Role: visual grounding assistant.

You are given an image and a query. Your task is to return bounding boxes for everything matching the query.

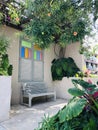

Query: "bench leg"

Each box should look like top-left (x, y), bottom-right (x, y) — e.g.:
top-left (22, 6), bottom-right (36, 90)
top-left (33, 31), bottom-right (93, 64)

top-left (54, 93), bottom-right (56, 101)
top-left (28, 96), bottom-right (32, 107)
top-left (21, 95), bottom-right (23, 105)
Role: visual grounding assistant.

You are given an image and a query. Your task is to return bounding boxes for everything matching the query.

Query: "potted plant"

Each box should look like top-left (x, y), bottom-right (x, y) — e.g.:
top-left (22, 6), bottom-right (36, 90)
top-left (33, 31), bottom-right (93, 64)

top-left (0, 35), bottom-right (13, 122)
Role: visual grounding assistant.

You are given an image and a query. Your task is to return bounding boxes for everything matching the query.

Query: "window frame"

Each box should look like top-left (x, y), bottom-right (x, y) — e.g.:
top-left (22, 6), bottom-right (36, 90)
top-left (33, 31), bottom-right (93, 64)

top-left (18, 38), bottom-right (44, 82)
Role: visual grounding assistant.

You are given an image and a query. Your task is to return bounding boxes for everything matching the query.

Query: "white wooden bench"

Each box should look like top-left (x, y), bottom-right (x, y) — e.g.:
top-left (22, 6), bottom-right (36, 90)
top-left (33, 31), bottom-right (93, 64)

top-left (21, 82), bottom-right (56, 107)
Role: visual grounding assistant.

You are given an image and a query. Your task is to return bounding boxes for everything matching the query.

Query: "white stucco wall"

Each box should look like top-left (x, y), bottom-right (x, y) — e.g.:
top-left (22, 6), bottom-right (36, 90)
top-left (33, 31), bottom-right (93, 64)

top-left (0, 26), bottom-right (57, 104)
top-left (50, 43), bottom-right (86, 100)
top-left (53, 77), bottom-right (98, 100)
top-left (0, 76), bottom-right (11, 122)
top-left (0, 26), bottom-right (20, 104)
top-left (53, 77), bottom-right (73, 100)
top-left (0, 26), bottom-right (87, 104)
top-left (44, 45), bottom-right (57, 86)
top-left (65, 42), bottom-right (85, 71)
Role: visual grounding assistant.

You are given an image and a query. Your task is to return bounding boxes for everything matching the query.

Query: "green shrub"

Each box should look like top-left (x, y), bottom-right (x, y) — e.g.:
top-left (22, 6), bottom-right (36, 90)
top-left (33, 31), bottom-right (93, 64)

top-left (51, 57), bottom-right (80, 80)
top-left (0, 36), bottom-right (13, 75)
top-left (36, 79), bottom-right (98, 130)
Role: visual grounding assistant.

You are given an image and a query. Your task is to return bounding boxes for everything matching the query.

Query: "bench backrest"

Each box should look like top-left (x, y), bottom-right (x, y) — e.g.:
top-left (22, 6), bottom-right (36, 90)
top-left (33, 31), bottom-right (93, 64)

top-left (22, 82), bottom-right (47, 94)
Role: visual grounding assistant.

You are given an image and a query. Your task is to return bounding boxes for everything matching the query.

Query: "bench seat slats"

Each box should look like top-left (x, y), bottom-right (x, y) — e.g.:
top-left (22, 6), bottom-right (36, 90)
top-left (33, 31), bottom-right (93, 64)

top-left (29, 92), bottom-right (56, 97)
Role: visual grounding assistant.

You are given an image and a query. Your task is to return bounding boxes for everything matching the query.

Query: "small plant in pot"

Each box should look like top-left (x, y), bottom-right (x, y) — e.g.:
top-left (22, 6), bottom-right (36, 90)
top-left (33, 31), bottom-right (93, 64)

top-left (0, 35), bottom-right (13, 75)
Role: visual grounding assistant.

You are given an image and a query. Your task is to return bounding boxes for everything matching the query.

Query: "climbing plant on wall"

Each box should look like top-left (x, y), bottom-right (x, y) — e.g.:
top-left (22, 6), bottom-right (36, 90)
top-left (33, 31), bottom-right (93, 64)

top-left (24, 0), bottom-right (98, 49)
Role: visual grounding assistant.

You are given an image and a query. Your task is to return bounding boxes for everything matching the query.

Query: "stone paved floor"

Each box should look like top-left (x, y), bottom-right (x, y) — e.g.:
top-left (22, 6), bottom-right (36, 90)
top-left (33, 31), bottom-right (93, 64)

top-left (0, 99), bottom-right (67, 130)
top-left (0, 126), bottom-right (6, 130)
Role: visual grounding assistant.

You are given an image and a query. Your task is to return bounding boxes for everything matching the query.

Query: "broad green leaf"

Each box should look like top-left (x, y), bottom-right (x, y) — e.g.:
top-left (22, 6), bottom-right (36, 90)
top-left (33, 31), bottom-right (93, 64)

top-left (72, 79), bottom-right (97, 89)
top-left (56, 67), bottom-right (62, 76)
top-left (68, 88), bottom-right (85, 97)
top-left (83, 117), bottom-right (97, 130)
top-left (62, 62), bottom-right (67, 71)
top-left (59, 97), bottom-right (87, 123)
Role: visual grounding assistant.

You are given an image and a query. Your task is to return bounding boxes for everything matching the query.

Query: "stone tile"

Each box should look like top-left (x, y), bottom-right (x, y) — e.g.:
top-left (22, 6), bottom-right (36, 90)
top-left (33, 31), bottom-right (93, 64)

top-left (0, 125), bottom-right (6, 130)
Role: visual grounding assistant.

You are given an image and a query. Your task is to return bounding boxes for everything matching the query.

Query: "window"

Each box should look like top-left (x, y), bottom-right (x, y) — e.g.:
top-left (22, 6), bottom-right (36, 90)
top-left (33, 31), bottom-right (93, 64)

top-left (18, 39), bottom-right (44, 82)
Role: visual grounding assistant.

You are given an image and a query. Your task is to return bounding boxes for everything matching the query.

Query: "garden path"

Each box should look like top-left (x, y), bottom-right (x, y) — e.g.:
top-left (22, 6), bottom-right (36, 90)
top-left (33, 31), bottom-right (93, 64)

top-left (0, 99), bottom-right (67, 130)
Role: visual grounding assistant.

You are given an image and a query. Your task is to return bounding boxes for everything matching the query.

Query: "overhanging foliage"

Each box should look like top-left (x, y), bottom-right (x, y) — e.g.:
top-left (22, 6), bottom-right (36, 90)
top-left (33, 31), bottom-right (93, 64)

top-left (24, 0), bottom-right (98, 48)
